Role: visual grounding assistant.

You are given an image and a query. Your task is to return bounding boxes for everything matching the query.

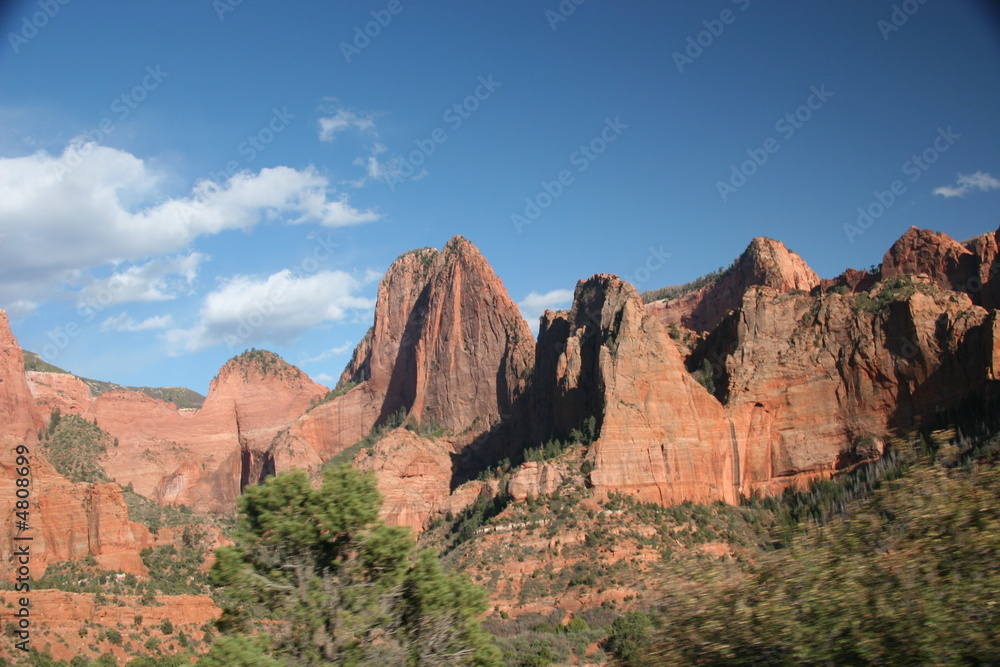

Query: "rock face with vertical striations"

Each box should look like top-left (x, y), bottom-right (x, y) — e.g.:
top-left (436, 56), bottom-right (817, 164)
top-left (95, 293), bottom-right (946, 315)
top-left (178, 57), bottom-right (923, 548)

top-left (0, 444), bottom-right (153, 578)
top-left (535, 275), bottom-right (739, 505)
top-left (0, 310), bottom-right (44, 444)
top-left (530, 228), bottom-right (1000, 505)
top-left (343, 236), bottom-right (535, 435)
top-left (4, 226), bottom-right (1000, 549)
top-left (717, 282), bottom-right (996, 496)
top-left (282, 236), bottom-right (535, 479)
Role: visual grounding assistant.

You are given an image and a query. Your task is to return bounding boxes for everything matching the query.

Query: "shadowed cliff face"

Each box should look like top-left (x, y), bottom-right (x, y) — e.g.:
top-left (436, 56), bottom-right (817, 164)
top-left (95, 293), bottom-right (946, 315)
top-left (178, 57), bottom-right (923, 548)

top-left (283, 236), bottom-right (536, 474)
top-left (715, 283), bottom-right (997, 496)
top-left (343, 236), bottom-right (535, 434)
top-left (548, 275), bottom-right (739, 505)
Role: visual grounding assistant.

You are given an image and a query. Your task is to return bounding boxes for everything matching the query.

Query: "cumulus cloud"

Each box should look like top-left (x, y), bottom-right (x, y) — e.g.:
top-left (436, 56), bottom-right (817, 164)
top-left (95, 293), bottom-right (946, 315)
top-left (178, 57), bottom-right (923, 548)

top-left (518, 289), bottom-right (574, 334)
top-left (101, 312), bottom-right (174, 332)
top-left (313, 372), bottom-right (336, 385)
top-left (318, 109), bottom-right (375, 142)
top-left (164, 269), bottom-right (374, 355)
top-left (0, 141), bottom-right (379, 309)
top-left (933, 171), bottom-right (1000, 198)
top-left (76, 253), bottom-right (206, 308)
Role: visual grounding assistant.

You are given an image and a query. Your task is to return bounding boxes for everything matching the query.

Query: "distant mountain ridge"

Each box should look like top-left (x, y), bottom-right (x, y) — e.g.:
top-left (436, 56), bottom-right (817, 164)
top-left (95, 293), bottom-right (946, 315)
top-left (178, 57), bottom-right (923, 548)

top-left (22, 350), bottom-right (206, 409)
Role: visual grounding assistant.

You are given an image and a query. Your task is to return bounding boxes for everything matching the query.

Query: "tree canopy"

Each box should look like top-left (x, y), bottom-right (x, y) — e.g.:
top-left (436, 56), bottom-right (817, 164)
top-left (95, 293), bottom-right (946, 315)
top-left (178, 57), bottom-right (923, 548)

top-left (209, 465), bottom-right (500, 666)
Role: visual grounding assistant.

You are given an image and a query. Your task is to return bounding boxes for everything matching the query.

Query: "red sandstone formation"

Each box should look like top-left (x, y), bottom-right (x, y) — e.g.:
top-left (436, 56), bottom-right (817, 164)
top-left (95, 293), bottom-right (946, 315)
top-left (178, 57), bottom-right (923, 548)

top-left (2, 226), bottom-right (998, 537)
top-left (530, 229), bottom-right (999, 504)
top-left (0, 441), bottom-right (153, 578)
top-left (507, 461), bottom-right (565, 502)
top-left (94, 350), bottom-right (327, 513)
top-left (353, 428), bottom-right (455, 532)
top-left (0, 310), bottom-right (44, 444)
top-left (880, 225), bottom-right (1000, 309)
top-left (645, 237), bottom-right (819, 334)
top-left (281, 236), bottom-right (535, 478)
top-left (536, 275), bottom-right (739, 504)
top-left (722, 282), bottom-right (995, 496)
top-left (0, 590), bottom-right (220, 663)
top-left (340, 236), bottom-right (534, 435)
top-left (26, 370), bottom-right (96, 421)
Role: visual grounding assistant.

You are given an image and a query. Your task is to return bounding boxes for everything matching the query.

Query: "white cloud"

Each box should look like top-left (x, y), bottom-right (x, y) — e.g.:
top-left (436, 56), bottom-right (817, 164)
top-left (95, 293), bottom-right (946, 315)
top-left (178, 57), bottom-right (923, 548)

top-left (5, 299), bottom-right (38, 318)
top-left (300, 341), bottom-right (355, 365)
top-left (77, 252), bottom-right (206, 307)
top-left (0, 141), bottom-right (379, 309)
top-left (318, 109), bottom-right (375, 142)
top-left (348, 144), bottom-right (407, 188)
top-left (164, 269), bottom-right (374, 355)
top-left (518, 289), bottom-right (575, 334)
top-left (101, 312), bottom-right (174, 332)
top-left (313, 372), bottom-right (336, 386)
top-left (933, 171), bottom-right (1000, 198)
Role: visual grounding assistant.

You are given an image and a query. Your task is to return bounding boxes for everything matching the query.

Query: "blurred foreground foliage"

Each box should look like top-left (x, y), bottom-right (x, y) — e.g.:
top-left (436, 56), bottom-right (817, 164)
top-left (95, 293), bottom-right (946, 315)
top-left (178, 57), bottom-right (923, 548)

top-left (638, 434), bottom-right (1000, 665)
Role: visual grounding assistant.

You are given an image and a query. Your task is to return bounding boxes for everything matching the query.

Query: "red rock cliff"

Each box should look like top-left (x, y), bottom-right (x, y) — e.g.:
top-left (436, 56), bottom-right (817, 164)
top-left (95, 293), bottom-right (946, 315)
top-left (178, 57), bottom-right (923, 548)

top-left (0, 310), bottom-right (44, 444)
top-left (645, 237), bottom-right (819, 334)
top-left (535, 275), bottom-right (739, 505)
top-left (283, 236), bottom-right (535, 473)
top-left (95, 350), bottom-right (326, 513)
top-left (0, 441), bottom-right (153, 578)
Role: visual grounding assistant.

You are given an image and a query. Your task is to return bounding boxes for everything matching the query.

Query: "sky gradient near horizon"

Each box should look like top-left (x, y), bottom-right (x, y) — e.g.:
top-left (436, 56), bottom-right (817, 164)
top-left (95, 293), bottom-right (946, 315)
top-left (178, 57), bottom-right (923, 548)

top-left (1, 1), bottom-right (998, 393)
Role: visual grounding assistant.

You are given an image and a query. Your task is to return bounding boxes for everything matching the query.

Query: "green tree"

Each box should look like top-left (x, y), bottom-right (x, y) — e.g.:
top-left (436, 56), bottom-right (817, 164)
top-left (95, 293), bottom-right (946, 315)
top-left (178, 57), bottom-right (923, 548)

top-left (196, 636), bottom-right (284, 667)
top-left (604, 611), bottom-right (652, 664)
top-left (211, 465), bottom-right (500, 666)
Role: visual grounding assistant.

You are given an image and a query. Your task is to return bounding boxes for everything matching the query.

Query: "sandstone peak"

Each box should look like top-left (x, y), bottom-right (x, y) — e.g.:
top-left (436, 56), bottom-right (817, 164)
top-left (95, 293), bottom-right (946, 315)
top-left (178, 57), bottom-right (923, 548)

top-left (214, 349), bottom-right (314, 389)
top-left (644, 237), bottom-right (818, 333)
top-left (533, 271), bottom-right (738, 505)
top-left (339, 236), bottom-right (534, 436)
top-left (741, 237), bottom-right (820, 292)
top-left (571, 273), bottom-right (641, 331)
top-left (881, 225), bottom-right (979, 294)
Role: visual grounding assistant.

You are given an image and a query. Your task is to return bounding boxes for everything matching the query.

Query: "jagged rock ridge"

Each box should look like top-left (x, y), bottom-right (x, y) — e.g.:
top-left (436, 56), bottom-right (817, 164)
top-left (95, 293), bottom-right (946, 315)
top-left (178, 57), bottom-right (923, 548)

top-left (645, 237), bottom-right (820, 333)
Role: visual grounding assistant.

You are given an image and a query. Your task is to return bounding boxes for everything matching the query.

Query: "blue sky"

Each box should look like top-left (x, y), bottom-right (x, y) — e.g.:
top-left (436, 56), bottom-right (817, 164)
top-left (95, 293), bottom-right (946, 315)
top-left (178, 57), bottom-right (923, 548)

top-left (0, 1), bottom-right (998, 393)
